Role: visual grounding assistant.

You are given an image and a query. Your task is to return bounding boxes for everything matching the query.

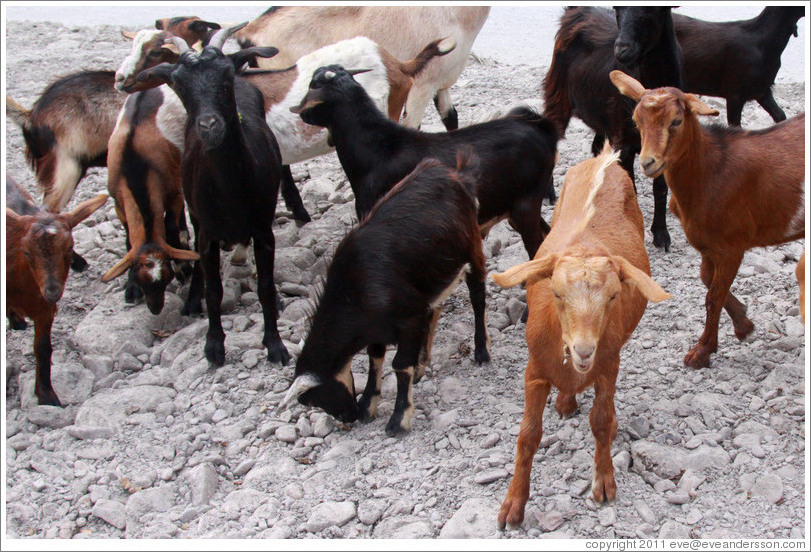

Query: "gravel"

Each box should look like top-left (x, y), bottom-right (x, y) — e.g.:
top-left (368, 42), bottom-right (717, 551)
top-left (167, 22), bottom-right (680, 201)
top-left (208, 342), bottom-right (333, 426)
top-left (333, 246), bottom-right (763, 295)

top-left (4, 19), bottom-right (806, 540)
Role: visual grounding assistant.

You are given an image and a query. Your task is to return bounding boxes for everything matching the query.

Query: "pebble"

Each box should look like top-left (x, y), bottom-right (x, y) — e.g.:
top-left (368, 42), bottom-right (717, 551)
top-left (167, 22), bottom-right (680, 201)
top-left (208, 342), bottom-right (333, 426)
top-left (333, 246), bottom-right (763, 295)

top-left (439, 497), bottom-right (499, 538)
top-left (91, 499), bottom-right (127, 530)
top-left (474, 468), bottom-right (509, 484)
top-left (305, 501), bottom-right (356, 532)
top-left (750, 474), bottom-right (783, 503)
top-left (633, 499), bottom-right (657, 525)
top-left (357, 499), bottom-right (387, 526)
top-left (275, 425), bottom-right (297, 443)
top-left (659, 521), bottom-right (691, 539)
top-left (597, 506), bottom-right (616, 527)
top-left (481, 433), bottom-right (501, 449)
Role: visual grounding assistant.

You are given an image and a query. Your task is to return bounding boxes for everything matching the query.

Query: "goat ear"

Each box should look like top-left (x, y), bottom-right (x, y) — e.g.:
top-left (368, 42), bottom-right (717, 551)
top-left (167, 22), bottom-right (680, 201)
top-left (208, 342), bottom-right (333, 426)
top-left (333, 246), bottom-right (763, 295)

top-left (610, 70), bottom-right (647, 101)
top-left (136, 62), bottom-right (176, 85)
top-left (289, 97), bottom-right (323, 115)
top-left (228, 46), bottom-right (279, 69)
top-left (492, 254), bottom-right (558, 288)
top-left (614, 257), bottom-right (671, 303)
top-left (278, 374), bottom-right (320, 411)
top-left (121, 30), bottom-right (138, 41)
top-left (102, 250), bottom-right (136, 282)
top-left (161, 43), bottom-right (180, 55)
top-left (6, 207), bottom-right (23, 226)
top-left (189, 19), bottom-right (221, 35)
top-left (154, 19), bottom-right (165, 30)
top-left (165, 245), bottom-right (200, 262)
top-left (684, 94), bottom-right (719, 117)
top-left (63, 194), bottom-right (108, 229)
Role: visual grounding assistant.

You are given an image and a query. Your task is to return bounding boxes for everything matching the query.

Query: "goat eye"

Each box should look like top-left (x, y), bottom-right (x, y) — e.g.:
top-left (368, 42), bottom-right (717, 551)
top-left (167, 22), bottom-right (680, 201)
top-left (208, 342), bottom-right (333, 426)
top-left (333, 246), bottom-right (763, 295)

top-left (149, 51), bottom-right (161, 58)
top-left (670, 118), bottom-right (682, 128)
top-left (609, 293), bottom-right (618, 302)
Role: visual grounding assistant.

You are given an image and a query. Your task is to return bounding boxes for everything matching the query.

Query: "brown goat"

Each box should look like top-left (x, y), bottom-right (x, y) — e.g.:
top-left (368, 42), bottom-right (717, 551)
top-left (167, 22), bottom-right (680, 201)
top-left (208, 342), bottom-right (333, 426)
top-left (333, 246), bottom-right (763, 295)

top-left (492, 148), bottom-right (670, 528)
top-left (611, 70), bottom-right (805, 368)
top-left (6, 175), bottom-right (108, 406)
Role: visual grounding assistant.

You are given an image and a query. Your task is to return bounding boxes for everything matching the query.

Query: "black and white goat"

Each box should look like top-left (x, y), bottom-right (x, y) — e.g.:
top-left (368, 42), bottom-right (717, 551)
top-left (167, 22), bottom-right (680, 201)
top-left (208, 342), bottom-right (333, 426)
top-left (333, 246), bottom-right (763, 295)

top-left (138, 24), bottom-right (289, 366)
top-left (280, 151), bottom-right (489, 436)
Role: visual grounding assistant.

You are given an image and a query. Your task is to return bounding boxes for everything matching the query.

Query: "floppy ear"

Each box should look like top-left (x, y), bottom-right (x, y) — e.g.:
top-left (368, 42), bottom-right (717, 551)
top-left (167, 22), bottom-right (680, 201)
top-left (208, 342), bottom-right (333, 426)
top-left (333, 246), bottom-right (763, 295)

top-left (290, 88), bottom-right (326, 115)
top-left (165, 245), bottom-right (200, 262)
top-left (228, 46), bottom-right (279, 69)
top-left (63, 193), bottom-right (108, 229)
top-left (102, 249), bottom-right (136, 282)
top-left (6, 207), bottom-right (24, 227)
top-left (135, 62), bottom-right (176, 85)
top-left (614, 256), bottom-right (671, 302)
top-left (189, 19), bottom-right (221, 35)
top-left (610, 70), bottom-right (647, 101)
top-left (121, 30), bottom-right (138, 41)
top-left (684, 94), bottom-right (720, 117)
top-left (492, 254), bottom-right (559, 288)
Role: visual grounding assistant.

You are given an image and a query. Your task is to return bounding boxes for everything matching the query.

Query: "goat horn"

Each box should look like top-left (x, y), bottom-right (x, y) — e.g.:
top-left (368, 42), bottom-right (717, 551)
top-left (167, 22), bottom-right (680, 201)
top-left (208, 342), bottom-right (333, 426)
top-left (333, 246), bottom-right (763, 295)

top-left (346, 68), bottom-right (373, 77)
top-left (208, 21), bottom-right (249, 50)
top-left (278, 373), bottom-right (320, 411)
top-left (167, 36), bottom-right (191, 55)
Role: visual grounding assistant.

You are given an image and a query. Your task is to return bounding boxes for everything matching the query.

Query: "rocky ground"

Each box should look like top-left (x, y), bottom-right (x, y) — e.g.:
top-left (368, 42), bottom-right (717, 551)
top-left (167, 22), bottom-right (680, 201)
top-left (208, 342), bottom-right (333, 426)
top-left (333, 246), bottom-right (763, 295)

top-left (4, 21), bottom-right (806, 540)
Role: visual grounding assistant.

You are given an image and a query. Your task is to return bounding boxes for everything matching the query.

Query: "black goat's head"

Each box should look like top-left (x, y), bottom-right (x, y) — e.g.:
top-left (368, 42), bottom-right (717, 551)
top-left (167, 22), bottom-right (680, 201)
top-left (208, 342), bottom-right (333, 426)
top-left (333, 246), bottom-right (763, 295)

top-left (289, 65), bottom-right (372, 128)
top-left (613, 6), bottom-right (673, 67)
top-left (280, 370), bottom-right (360, 424)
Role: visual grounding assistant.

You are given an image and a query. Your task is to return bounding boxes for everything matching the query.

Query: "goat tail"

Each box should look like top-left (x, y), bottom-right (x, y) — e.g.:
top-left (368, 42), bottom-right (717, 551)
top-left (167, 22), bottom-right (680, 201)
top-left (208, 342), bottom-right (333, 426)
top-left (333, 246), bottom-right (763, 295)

top-left (400, 36), bottom-right (457, 78)
top-left (453, 146), bottom-right (480, 198)
top-left (6, 95), bottom-right (30, 127)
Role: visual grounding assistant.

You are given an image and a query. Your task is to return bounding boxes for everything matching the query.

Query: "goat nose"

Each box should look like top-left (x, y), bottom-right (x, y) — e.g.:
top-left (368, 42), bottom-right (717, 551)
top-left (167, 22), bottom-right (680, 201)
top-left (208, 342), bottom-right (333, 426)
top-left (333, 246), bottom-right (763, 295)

top-left (614, 42), bottom-right (633, 62)
top-left (641, 157), bottom-right (657, 172)
top-left (198, 116), bottom-right (218, 132)
top-left (44, 283), bottom-right (63, 302)
top-left (573, 343), bottom-right (595, 361)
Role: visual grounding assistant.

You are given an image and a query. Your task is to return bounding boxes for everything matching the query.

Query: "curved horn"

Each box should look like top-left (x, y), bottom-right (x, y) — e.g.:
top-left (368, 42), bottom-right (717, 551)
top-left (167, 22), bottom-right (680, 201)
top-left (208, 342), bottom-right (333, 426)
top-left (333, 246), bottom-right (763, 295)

top-left (346, 68), bottom-right (373, 77)
top-left (102, 249), bottom-right (137, 282)
top-left (168, 36), bottom-right (191, 55)
top-left (164, 244), bottom-right (200, 262)
top-left (208, 21), bottom-right (249, 50)
top-left (278, 374), bottom-right (320, 411)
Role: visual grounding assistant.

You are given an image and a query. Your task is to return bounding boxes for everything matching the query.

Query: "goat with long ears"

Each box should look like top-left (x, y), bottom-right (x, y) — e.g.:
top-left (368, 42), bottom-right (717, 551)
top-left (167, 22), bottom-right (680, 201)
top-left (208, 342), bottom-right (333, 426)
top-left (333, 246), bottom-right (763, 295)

top-left (6, 175), bottom-right (108, 406)
top-left (491, 147), bottom-right (669, 528)
top-left (610, 70), bottom-right (804, 368)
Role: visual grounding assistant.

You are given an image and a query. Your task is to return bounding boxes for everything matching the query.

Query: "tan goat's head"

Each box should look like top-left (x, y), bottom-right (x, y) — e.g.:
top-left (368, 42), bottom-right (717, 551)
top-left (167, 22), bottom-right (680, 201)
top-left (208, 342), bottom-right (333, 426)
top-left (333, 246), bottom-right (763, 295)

top-left (493, 252), bottom-right (670, 373)
top-left (610, 70), bottom-right (719, 179)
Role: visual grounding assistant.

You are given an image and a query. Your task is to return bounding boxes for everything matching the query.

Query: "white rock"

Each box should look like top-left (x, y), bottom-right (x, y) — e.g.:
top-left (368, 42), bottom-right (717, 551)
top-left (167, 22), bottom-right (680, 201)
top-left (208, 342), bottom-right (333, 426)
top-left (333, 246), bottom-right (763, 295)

top-left (186, 462), bottom-right (218, 506)
top-left (439, 497), bottom-right (500, 538)
top-left (305, 501), bottom-right (356, 532)
top-left (475, 468), bottom-right (509, 484)
top-left (357, 499), bottom-right (387, 525)
top-left (275, 425), bottom-right (297, 443)
top-left (659, 520), bottom-right (691, 539)
top-left (92, 499), bottom-right (126, 530)
top-left (750, 474), bottom-right (783, 503)
top-left (26, 405), bottom-right (75, 428)
top-left (598, 506), bottom-right (616, 527)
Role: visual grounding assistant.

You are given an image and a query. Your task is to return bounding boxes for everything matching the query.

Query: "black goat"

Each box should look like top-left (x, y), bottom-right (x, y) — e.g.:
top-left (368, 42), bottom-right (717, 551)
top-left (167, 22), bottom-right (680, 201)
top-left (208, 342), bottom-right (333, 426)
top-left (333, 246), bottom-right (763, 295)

top-left (290, 66), bottom-right (558, 261)
top-left (280, 151), bottom-right (489, 436)
top-left (543, 6), bottom-right (684, 252)
top-left (673, 6), bottom-right (805, 126)
top-left (138, 24), bottom-right (289, 366)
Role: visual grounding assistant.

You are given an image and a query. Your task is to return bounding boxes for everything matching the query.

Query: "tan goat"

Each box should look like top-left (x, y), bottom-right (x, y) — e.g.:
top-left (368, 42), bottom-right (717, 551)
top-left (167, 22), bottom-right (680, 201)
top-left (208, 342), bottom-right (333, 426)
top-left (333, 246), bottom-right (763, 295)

top-left (611, 70), bottom-right (805, 368)
top-left (492, 147), bottom-right (670, 528)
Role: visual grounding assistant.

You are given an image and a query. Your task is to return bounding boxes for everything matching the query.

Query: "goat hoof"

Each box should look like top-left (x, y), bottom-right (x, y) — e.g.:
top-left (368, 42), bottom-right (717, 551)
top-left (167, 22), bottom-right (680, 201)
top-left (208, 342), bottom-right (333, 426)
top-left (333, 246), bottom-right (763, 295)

top-left (266, 341), bottom-right (290, 366)
top-left (357, 398), bottom-right (378, 422)
top-left (70, 251), bottom-right (89, 272)
top-left (8, 313), bottom-right (28, 330)
top-left (734, 319), bottom-right (755, 341)
top-left (293, 209), bottom-right (312, 226)
top-left (520, 306), bottom-right (529, 324)
top-left (181, 299), bottom-right (203, 316)
top-left (684, 346), bottom-right (712, 369)
top-left (652, 230), bottom-right (671, 252)
top-left (384, 421), bottom-right (409, 437)
top-left (474, 348), bottom-right (491, 365)
top-left (498, 496), bottom-right (527, 530)
top-left (413, 363), bottom-right (427, 383)
top-left (592, 472), bottom-right (617, 504)
top-left (205, 340), bottom-right (226, 366)
top-left (37, 389), bottom-right (62, 407)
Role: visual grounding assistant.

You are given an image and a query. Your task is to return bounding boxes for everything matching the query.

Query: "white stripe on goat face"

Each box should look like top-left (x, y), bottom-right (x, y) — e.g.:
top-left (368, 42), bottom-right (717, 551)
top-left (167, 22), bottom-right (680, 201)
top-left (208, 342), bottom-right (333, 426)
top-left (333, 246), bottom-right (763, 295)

top-left (144, 254), bottom-right (164, 283)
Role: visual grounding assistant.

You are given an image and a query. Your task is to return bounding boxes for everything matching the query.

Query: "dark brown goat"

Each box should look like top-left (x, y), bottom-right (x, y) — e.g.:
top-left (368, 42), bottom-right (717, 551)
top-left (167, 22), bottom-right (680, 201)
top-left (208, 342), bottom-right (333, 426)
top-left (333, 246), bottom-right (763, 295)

top-left (280, 151), bottom-right (490, 436)
top-left (6, 175), bottom-right (108, 406)
top-left (543, 6), bottom-right (684, 252)
top-left (612, 70), bottom-right (805, 368)
top-left (673, 7), bottom-right (805, 127)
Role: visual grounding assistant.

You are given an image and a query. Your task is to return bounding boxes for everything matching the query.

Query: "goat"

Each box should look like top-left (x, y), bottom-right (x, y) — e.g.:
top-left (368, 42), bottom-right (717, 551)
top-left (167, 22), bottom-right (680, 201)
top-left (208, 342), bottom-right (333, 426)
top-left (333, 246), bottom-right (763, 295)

top-left (290, 65), bottom-right (558, 261)
top-left (137, 24), bottom-right (289, 366)
top-left (279, 151), bottom-right (490, 436)
top-left (235, 6), bottom-right (490, 129)
top-left (104, 45), bottom-right (282, 313)
top-left (673, 7), bottom-right (805, 127)
top-left (611, 70), bottom-right (805, 368)
top-left (798, 252), bottom-right (806, 325)
top-left (6, 175), bottom-right (108, 406)
top-left (5, 17), bottom-right (216, 215)
top-left (491, 147), bottom-right (670, 528)
top-left (543, 6), bottom-right (684, 252)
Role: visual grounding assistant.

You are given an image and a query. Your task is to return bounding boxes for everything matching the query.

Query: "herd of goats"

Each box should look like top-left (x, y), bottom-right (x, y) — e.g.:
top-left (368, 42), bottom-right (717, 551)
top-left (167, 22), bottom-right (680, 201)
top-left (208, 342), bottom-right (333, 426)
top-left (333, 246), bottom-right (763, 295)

top-left (4, 6), bottom-right (807, 529)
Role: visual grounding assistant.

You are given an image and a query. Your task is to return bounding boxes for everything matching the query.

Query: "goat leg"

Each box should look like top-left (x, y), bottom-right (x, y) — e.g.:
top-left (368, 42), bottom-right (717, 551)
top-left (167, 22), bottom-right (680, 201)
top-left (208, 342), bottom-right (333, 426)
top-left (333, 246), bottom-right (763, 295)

top-left (433, 89), bottom-right (459, 131)
top-left (416, 308), bottom-right (441, 381)
top-left (466, 267), bottom-right (491, 365)
top-left (699, 254), bottom-right (754, 341)
top-left (8, 311), bottom-right (28, 330)
top-left (280, 165), bottom-right (311, 225)
top-left (182, 217), bottom-right (205, 316)
top-left (499, 376), bottom-right (551, 529)
top-left (253, 232), bottom-right (290, 366)
top-left (358, 343), bottom-right (386, 421)
top-left (33, 309), bottom-right (61, 406)
top-left (201, 238), bottom-right (226, 366)
top-left (685, 252), bottom-right (744, 368)
top-left (385, 325), bottom-right (426, 436)
top-left (756, 91), bottom-right (787, 124)
top-left (650, 175), bottom-right (671, 251)
top-left (725, 97), bottom-right (745, 128)
top-left (590, 370), bottom-right (619, 504)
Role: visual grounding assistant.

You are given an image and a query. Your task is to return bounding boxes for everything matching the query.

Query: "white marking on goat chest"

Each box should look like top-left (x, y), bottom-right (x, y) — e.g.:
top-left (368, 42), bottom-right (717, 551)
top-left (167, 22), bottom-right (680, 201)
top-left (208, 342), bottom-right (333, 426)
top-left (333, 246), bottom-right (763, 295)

top-left (156, 86), bottom-right (187, 151)
top-left (786, 184), bottom-right (805, 238)
top-left (430, 263), bottom-right (470, 308)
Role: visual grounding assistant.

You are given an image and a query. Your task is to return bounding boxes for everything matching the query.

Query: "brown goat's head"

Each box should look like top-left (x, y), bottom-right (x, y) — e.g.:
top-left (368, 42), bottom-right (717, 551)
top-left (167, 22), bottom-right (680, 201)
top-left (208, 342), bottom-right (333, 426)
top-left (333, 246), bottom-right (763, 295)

top-left (493, 252), bottom-right (670, 373)
top-left (117, 30), bottom-right (182, 92)
top-left (610, 70), bottom-right (719, 178)
top-left (6, 194), bottom-right (108, 304)
top-left (102, 241), bottom-right (199, 314)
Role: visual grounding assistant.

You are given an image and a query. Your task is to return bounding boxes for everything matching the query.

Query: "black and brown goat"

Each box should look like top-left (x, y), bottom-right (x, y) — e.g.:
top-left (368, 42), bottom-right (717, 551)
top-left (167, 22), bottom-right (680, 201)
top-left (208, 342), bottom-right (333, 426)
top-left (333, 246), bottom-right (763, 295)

top-left (291, 65), bottom-right (558, 261)
top-left (673, 7), bottom-right (805, 127)
top-left (280, 151), bottom-right (490, 436)
top-left (543, 6), bottom-right (684, 252)
top-left (6, 175), bottom-right (108, 406)
top-left (138, 24), bottom-right (289, 366)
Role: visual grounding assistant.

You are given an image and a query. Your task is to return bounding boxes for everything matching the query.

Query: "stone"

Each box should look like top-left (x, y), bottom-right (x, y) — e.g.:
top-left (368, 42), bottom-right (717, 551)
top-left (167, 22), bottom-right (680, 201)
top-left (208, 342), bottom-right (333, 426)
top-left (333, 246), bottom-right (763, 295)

top-left (74, 385), bottom-right (175, 435)
top-left (305, 501), bottom-right (356, 532)
top-left (536, 510), bottom-right (565, 532)
top-left (312, 415), bottom-right (334, 438)
top-left (82, 355), bottom-right (115, 380)
top-left (505, 298), bottom-right (526, 325)
top-left (66, 424), bottom-right (115, 440)
top-left (475, 468), bottom-right (509, 484)
top-left (275, 425), bottom-right (297, 443)
top-left (221, 489), bottom-right (266, 520)
top-left (357, 499), bottom-right (387, 526)
top-left (481, 433), bottom-right (501, 449)
top-left (92, 499), bottom-right (126, 530)
top-left (439, 497), bottom-right (500, 538)
top-left (750, 474), bottom-right (783, 503)
top-left (598, 506), bottom-right (616, 527)
top-left (659, 520), bottom-right (691, 539)
top-left (274, 248), bottom-right (318, 285)
top-left (116, 352), bottom-right (142, 371)
top-left (125, 486), bottom-right (175, 535)
top-left (432, 409), bottom-right (459, 430)
top-left (633, 499), bottom-right (657, 525)
top-left (631, 441), bottom-right (729, 480)
top-left (159, 320), bottom-right (209, 366)
top-left (187, 462), bottom-right (218, 506)
top-left (26, 405), bottom-right (75, 428)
